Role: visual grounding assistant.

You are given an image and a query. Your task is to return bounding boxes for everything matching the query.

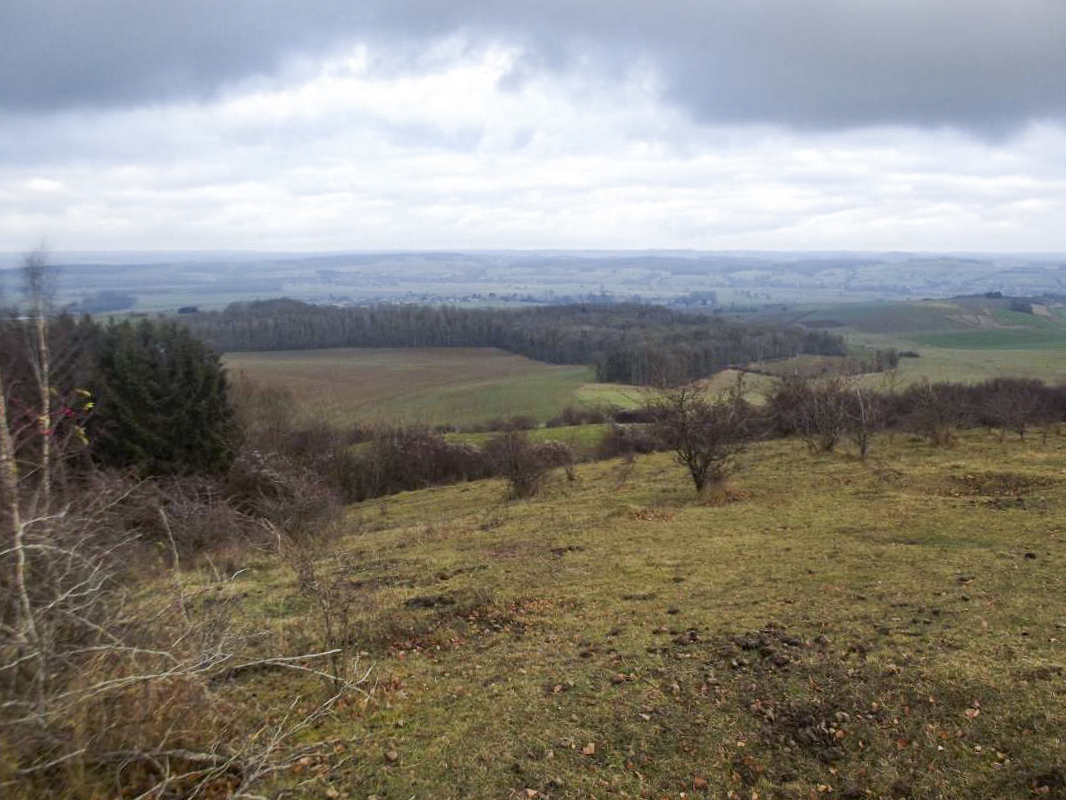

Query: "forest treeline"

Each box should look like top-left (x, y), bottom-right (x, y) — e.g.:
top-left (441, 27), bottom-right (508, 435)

top-left (181, 299), bottom-right (847, 384)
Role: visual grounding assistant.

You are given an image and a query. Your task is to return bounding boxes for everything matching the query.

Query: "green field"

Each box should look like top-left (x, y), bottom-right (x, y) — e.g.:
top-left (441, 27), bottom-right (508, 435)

top-left (574, 382), bottom-right (644, 410)
top-left (218, 429), bottom-right (1066, 798)
top-left (888, 347), bottom-right (1066, 384)
top-left (748, 296), bottom-right (1066, 386)
top-left (446, 423), bottom-right (611, 458)
top-left (756, 346), bottom-right (1066, 388)
top-left (909, 328), bottom-right (1066, 350)
top-left (793, 300), bottom-right (976, 334)
top-left (224, 348), bottom-right (601, 427)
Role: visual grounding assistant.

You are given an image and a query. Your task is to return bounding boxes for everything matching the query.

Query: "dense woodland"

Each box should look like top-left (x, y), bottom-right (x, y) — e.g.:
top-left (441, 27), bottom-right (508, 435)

top-left (182, 300), bottom-right (847, 384)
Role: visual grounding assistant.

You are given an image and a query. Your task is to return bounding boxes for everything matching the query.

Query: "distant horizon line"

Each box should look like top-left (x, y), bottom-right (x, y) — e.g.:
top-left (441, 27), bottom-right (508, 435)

top-left (2, 247), bottom-right (1066, 259)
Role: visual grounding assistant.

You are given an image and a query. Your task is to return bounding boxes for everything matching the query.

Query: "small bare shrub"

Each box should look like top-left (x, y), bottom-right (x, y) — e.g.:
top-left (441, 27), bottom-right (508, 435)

top-left (767, 373), bottom-right (850, 453)
top-left (596, 423), bottom-right (661, 459)
top-left (280, 529), bottom-right (363, 694)
top-left (483, 431), bottom-right (572, 498)
top-left (647, 382), bottom-right (754, 493)
top-left (902, 380), bottom-right (971, 447)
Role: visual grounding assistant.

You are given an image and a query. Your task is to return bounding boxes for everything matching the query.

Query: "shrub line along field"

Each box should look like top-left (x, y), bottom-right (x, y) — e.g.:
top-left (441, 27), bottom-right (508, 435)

top-left (225, 430), bottom-right (1066, 798)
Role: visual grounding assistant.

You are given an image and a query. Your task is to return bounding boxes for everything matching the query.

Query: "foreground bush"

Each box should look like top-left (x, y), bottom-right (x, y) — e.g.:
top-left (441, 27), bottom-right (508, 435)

top-left (596, 423), bottom-right (662, 459)
top-left (647, 383), bottom-right (755, 493)
top-left (483, 430), bottom-right (573, 498)
top-left (357, 427), bottom-right (491, 498)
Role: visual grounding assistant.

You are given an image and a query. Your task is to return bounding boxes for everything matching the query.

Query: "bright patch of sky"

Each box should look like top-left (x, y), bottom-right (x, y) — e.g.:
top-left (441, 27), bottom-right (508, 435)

top-left (2, 2), bottom-right (1065, 252)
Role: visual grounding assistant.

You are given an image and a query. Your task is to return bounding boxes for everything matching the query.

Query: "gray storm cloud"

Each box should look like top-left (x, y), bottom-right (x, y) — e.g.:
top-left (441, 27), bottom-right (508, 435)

top-left (2, 0), bottom-right (1065, 131)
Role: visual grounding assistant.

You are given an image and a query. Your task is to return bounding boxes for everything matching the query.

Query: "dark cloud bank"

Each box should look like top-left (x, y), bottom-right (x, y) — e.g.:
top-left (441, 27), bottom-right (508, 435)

top-left (2, 1), bottom-right (1065, 132)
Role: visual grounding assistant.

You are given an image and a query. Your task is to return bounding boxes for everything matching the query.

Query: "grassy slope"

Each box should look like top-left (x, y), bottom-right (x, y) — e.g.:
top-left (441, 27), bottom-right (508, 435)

top-left (224, 348), bottom-right (598, 427)
top-left (759, 346), bottom-right (1066, 387)
top-left (230, 431), bottom-right (1066, 799)
top-left (884, 347), bottom-right (1066, 385)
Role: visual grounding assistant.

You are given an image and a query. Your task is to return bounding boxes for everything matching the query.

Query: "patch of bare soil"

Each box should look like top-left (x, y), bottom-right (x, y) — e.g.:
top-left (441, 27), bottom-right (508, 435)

top-left (942, 471), bottom-right (1055, 499)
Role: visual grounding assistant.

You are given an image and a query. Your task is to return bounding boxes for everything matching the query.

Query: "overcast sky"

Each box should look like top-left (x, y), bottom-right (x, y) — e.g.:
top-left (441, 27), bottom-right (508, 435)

top-left (2, 0), bottom-right (1066, 253)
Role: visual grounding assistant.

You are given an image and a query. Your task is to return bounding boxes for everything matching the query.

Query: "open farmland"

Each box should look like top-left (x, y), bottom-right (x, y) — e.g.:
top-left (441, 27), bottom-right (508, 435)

top-left (753, 347), bottom-right (1066, 387)
top-left (210, 430), bottom-right (1066, 798)
top-left (876, 346), bottom-right (1066, 385)
top-left (909, 328), bottom-right (1066, 350)
top-left (224, 347), bottom-right (599, 427)
top-left (748, 296), bottom-right (1066, 386)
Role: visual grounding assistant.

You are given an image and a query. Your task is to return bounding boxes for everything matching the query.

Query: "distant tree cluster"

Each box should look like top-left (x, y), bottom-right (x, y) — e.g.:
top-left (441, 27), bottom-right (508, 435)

top-left (181, 300), bottom-right (847, 385)
top-left (1009, 297), bottom-right (1034, 314)
top-left (73, 290), bottom-right (137, 314)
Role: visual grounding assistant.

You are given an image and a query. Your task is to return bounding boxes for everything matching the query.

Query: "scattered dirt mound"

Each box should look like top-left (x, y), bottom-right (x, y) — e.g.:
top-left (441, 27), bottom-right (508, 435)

top-left (626, 505), bottom-right (676, 521)
top-left (943, 471), bottom-right (1055, 498)
top-left (646, 621), bottom-right (1032, 797)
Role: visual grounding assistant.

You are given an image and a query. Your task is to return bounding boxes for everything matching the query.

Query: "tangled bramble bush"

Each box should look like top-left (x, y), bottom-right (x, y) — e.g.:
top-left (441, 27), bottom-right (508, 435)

top-left (483, 430), bottom-right (573, 498)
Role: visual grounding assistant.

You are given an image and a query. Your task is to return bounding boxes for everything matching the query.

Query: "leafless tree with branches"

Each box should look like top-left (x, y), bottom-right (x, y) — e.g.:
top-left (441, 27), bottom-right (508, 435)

top-left (647, 380), bottom-right (753, 493)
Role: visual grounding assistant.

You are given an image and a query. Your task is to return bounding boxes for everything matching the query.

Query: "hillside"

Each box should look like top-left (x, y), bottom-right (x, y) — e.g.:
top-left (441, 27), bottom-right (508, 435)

top-left (226, 431), bottom-right (1066, 798)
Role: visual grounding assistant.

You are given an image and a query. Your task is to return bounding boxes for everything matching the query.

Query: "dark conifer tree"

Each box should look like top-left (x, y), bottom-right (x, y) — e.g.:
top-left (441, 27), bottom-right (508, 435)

top-left (90, 319), bottom-right (234, 475)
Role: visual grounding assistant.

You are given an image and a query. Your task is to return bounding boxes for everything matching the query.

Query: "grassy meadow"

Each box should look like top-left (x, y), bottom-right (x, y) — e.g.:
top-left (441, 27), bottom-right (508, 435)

top-left (224, 348), bottom-right (600, 427)
top-left (203, 429), bottom-right (1066, 799)
top-left (754, 346), bottom-right (1066, 389)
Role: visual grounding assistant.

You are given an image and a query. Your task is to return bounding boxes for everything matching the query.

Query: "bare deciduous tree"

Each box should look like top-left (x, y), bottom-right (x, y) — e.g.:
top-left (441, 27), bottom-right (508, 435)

top-left (906, 380), bottom-right (970, 447)
top-left (647, 381), bottom-right (752, 493)
top-left (845, 375), bottom-right (896, 460)
top-left (979, 377), bottom-right (1047, 441)
top-left (21, 247), bottom-right (58, 512)
top-left (767, 373), bottom-right (850, 453)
